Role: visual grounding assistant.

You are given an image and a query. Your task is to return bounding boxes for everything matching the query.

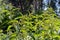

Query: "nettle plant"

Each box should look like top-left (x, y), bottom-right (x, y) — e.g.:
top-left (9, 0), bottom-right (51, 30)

top-left (0, 7), bottom-right (60, 40)
top-left (0, 0), bottom-right (60, 40)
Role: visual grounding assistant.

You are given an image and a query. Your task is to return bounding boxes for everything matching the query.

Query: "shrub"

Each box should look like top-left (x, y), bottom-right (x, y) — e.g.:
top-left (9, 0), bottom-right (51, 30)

top-left (0, 0), bottom-right (60, 40)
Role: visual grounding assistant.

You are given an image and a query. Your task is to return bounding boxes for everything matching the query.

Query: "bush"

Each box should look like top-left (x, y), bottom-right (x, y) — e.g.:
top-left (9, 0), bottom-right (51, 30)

top-left (0, 0), bottom-right (60, 40)
top-left (0, 5), bottom-right (60, 40)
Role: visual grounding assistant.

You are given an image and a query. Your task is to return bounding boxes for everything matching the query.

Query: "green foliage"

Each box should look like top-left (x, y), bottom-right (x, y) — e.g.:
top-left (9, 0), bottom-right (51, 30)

top-left (0, 0), bottom-right (60, 40)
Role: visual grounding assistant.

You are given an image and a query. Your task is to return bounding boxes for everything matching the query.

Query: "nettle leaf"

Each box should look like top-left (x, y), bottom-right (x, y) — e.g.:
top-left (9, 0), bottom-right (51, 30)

top-left (7, 25), bottom-right (12, 32)
top-left (8, 20), bottom-right (18, 24)
top-left (10, 33), bottom-right (17, 37)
